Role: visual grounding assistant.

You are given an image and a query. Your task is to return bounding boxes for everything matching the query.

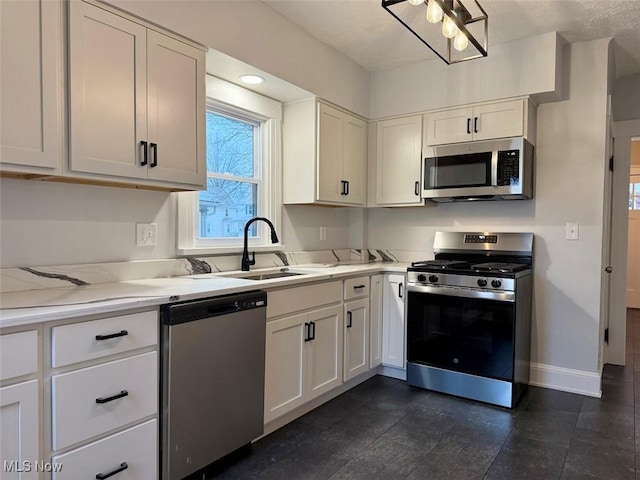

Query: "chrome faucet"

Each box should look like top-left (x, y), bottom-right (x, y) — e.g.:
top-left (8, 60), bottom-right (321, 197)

top-left (241, 217), bottom-right (279, 271)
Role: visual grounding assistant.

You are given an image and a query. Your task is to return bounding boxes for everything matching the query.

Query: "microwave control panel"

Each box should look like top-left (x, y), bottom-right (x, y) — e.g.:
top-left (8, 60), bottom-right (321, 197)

top-left (497, 150), bottom-right (520, 186)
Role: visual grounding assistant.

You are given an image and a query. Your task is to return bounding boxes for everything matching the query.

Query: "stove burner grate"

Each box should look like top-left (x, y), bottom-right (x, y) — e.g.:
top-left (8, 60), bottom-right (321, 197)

top-left (410, 260), bottom-right (471, 269)
top-left (472, 262), bottom-right (529, 273)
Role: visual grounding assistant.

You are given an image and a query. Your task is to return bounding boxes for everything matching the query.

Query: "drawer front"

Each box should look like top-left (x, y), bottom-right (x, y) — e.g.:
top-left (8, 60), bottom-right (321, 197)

top-left (52, 310), bottom-right (157, 367)
top-left (52, 352), bottom-right (157, 450)
top-left (52, 419), bottom-right (157, 480)
top-left (267, 281), bottom-right (341, 319)
top-left (0, 330), bottom-right (38, 381)
top-left (344, 276), bottom-right (370, 300)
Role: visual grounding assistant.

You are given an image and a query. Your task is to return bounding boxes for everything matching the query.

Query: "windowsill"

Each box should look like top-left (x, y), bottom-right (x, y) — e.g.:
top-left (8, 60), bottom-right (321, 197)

top-left (177, 243), bottom-right (287, 257)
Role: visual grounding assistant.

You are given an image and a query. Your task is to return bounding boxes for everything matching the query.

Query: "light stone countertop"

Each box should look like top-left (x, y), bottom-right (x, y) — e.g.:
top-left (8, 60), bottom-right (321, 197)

top-left (0, 263), bottom-right (410, 329)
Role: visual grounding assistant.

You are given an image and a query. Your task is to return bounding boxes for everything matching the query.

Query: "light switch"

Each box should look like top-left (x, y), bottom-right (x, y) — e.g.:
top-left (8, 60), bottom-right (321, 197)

top-left (565, 223), bottom-right (579, 240)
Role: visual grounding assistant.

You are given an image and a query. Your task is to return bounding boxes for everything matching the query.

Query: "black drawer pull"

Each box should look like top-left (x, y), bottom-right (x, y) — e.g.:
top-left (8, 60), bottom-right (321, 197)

top-left (466, 118), bottom-right (471, 134)
top-left (310, 321), bottom-right (316, 340)
top-left (150, 142), bottom-right (158, 167)
top-left (304, 322), bottom-right (311, 342)
top-left (347, 311), bottom-right (352, 328)
top-left (95, 330), bottom-right (128, 341)
top-left (140, 141), bottom-right (148, 166)
top-left (399, 282), bottom-right (403, 298)
top-left (96, 390), bottom-right (128, 404)
top-left (474, 117), bottom-right (479, 133)
top-left (353, 284), bottom-right (366, 289)
top-left (345, 180), bottom-right (350, 195)
top-left (96, 462), bottom-right (128, 479)
top-left (414, 181), bottom-right (420, 196)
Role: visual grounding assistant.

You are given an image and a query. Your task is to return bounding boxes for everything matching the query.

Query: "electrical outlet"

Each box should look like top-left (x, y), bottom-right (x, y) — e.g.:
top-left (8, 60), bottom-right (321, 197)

top-left (565, 222), bottom-right (579, 240)
top-left (320, 226), bottom-right (327, 241)
top-left (136, 223), bottom-right (157, 246)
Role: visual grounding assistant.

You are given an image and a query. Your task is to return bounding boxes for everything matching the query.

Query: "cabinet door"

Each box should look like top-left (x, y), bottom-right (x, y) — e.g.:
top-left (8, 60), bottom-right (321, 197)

top-left (342, 114), bottom-right (366, 205)
top-left (472, 100), bottom-right (524, 141)
top-left (316, 103), bottom-right (344, 203)
top-left (344, 299), bottom-right (369, 381)
top-left (0, 380), bottom-right (39, 480)
top-left (146, 31), bottom-right (205, 187)
top-left (306, 306), bottom-right (343, 401)
top-left (264, 314), bottom-right (307, 423)
top-left (424, 107), bottom-right (473, 146)
top-left (1, 0), bottom-right (62, 172)
top-left (369, 275), bottom-right (384, 369)
top-left (382, 274), bottom-right (406, 368)
top-left (376, 116), bottom-right (423, 205)
top-left (69, 1), bottom-right (147, 178)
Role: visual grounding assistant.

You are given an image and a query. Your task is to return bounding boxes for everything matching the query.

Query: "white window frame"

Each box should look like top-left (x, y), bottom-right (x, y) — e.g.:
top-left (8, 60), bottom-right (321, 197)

top-left (177, 75), bottom-right (283, 255)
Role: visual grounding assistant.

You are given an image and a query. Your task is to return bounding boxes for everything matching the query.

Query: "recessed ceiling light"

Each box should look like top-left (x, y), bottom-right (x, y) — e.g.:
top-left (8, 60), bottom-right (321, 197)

top-left (240, 74), bottom-right (265, 85)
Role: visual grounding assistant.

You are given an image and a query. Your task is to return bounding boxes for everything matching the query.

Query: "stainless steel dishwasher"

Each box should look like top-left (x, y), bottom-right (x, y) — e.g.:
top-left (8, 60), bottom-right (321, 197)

top-left (160, 290), bottom-right (267, 480)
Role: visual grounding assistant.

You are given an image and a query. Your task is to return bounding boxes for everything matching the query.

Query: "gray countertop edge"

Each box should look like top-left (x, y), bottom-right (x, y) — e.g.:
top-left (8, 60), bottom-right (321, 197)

top-left (0, 263), bottom-right (409, 329)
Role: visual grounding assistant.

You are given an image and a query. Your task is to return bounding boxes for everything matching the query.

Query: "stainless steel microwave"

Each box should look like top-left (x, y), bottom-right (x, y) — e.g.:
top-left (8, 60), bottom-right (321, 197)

top-left (422, 137), bottom-right (534, 202)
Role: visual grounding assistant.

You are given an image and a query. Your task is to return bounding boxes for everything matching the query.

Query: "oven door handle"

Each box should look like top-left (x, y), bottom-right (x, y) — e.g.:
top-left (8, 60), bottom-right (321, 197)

top-left (406, 283), bottom-right (515, 302)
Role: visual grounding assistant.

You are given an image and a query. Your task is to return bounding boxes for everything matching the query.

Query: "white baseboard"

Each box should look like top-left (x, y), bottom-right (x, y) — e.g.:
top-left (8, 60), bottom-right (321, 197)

top-left (529, 362), bottom-right (602, 398)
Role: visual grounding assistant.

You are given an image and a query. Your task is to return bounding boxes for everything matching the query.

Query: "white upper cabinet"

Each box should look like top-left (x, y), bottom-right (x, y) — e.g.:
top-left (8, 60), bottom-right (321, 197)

top-left (372, 115), bottom-right (423, 206)
top-left (425, 99), bottom-right (534, 146)
top-left (283, 99), bottom-right (366, 206)
top-left (68, 1), bottom-right (205, 190)
top-left (0, 0), bottom-right (63, 174)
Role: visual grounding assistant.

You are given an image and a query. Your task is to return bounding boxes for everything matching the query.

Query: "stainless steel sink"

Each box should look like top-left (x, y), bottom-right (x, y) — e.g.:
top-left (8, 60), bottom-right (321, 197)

top-left (234, 271), bottom-right (304, 281)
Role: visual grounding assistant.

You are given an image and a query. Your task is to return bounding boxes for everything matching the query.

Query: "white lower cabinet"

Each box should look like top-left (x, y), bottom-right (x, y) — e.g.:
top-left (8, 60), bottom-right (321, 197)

top-left (382, 274), bottom-right (406, 369)
top-left (0, 380), bottom-right (39, 480)
top-left (343, 298), bottom-right (369, 381)
top-left (264, 305), bottom-right (343, 423)
top-left (52, 419), bottom-right (157, 480)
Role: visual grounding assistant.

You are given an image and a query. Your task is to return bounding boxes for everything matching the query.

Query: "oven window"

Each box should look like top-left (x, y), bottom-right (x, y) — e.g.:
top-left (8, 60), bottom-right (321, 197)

top-left (407, 292), bottom-right (515, 381)
top-left (425, 152), bottom-right (492, 189)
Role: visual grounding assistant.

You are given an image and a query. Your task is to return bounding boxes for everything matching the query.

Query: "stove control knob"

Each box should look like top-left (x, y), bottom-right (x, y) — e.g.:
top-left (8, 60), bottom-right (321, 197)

top-left (477, 278), bottom-right (488, 287)
top-left (417, 274), bottom-right (427, 282)
top-left (491, 279), bottom-right (502, 288)
top-left (428, 275), bottom-right (439, 283)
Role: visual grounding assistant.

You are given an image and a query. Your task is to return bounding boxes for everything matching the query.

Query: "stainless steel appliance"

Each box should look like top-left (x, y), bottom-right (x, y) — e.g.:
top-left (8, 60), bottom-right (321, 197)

top-left (160, 291), bottom-right (267, 480)
top-left (422, 137), bottom-right (534, 202)
top-left (406, 232), bottom-right (533, 408)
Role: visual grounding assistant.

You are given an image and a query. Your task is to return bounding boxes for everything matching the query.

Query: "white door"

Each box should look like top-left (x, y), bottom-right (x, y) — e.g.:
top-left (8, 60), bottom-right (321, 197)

top-left (306, 306), bottom-right (343, 401)
top-left (317, 103), bottom-right (344, 203)
top-left (68, 1), bottom-right (147, 178)
top-left (343, 299), bottom-right (369, 381)
top-left (382, 274), bottom-right (406, 368)
top-left (472, 100), bottom-right (524, 141)
top-left (342, 114), bottom-right (366, 205)
top-left (0, 381), bottom-right (39, 480)
top-left (424, 107), bottom-right (473, 146)
top-left (628, 171), bottom-right (640, 308)
top-left (264, 314), bottom-right (306, 423)
top-left (369, 275), bottom-right (384, 368)
top-left (146, 31), bottom-right (205, 187)
top-left (376, 116), bottom-right (423, 205)
top-left (0, 0), bottom-right (62, 172)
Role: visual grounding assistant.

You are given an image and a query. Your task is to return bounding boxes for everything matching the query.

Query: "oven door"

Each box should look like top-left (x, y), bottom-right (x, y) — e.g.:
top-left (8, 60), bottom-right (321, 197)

top-left (406, 284), bottom-right (516, 381)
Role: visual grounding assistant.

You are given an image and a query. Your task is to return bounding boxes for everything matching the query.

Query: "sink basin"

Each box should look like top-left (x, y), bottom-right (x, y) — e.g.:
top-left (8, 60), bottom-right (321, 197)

top-left (232, 271), bottom-right (304, 281)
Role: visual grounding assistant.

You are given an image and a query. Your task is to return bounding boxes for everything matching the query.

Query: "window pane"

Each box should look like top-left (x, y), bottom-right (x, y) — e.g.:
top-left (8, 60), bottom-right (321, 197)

top-left (206, 112), bottom-right (255, 178)
top-left (198, 179), bottom-right (257, 238)
top-left (634, 183), bottom-right (640, 195)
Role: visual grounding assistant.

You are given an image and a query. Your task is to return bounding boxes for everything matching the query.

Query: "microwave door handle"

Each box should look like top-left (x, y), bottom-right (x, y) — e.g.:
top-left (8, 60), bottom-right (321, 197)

top-left (491, 151), bottom-right (498, 186)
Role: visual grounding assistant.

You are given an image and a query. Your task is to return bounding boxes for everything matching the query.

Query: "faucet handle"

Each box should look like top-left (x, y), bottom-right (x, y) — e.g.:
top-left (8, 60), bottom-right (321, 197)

top-left (249, 251), bottom-right (256, 266)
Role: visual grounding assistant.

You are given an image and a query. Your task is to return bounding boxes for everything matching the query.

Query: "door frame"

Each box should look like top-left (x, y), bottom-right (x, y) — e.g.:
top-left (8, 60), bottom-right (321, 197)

top-left (606, 119), bottom-right (640, 364)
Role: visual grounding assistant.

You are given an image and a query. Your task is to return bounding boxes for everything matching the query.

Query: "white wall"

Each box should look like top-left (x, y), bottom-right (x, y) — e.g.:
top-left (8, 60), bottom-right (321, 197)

top-left (106, 0), bottom-right (371, 117)
top-left (613, 74), bottom-right (640, 121)
top-left (367, 38), bottom-right (611, 376)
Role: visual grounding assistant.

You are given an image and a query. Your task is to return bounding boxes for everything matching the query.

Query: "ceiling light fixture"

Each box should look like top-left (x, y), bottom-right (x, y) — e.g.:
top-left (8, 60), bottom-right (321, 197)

top-left (239, 74), bottom-right (265, 85)
top-left (382, 0), bottom-right (488, 64)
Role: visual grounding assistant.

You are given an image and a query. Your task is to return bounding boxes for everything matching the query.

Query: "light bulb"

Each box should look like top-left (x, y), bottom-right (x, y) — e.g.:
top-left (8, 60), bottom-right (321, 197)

top-left (453, 30), bottom-right (469, 51)
top-left (407, 0), bottom-right (423, 5)
top-left (425, 0), bottom-right (443, 23)
top-left (442, 15), bottom-right (458, 39)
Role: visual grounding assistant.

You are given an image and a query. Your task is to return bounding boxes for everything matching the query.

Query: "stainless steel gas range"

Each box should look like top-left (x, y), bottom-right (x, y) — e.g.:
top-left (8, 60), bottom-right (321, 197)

top-left (406, 231), bottom-right (533, 408)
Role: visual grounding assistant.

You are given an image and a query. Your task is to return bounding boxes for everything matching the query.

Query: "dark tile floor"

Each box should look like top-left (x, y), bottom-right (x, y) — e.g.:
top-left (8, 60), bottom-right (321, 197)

top-left (199, 308), bottom-right (640, 480)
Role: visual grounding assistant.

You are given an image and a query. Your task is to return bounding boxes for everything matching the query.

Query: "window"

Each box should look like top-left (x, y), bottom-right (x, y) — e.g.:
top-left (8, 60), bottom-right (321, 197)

top-left (177, 76), bottom-right (282, 254)
top-left (631, 178), bottom-right (640, 211)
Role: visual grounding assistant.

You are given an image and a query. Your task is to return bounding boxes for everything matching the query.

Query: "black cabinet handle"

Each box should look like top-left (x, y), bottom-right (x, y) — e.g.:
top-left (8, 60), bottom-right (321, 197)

top-left (150, 142), bottom-right (158, 167)
top-left (399, 283), bottom-right (403, 298)
top-left (414, 181), bottom-right (420, 196)
top-left (95, 390), bottom-right (128, 404)
top-left (304, 322), bottom-right (311, 342)
top-left (467, 118), bottom-right (471, 134)
top-left (347, 311), bottom-right (352, 328)
top-left (95, 330), bottom-right (128, 341)
top-left (353, 284), bottom-right (366, 290)
top-left (345, 181), bottom-right (349, 196)
top-left (340, 180), bottom-right (347, 195)
top-left (474, 117), bottom-right (478, 133)
top-left (310, 321), bottom-right (316, 340)
top-left (96, 462), bottom-right (128, 480)
top-left (140, 141), bottom-right (148, 166)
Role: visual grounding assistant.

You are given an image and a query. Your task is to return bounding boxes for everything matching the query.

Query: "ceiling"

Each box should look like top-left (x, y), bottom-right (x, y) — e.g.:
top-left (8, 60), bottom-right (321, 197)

top-left (261, 0), bottom-right (640, 79)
